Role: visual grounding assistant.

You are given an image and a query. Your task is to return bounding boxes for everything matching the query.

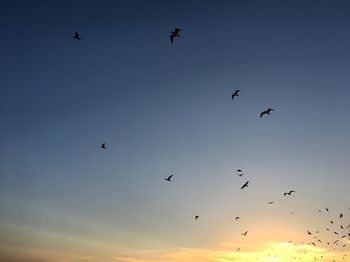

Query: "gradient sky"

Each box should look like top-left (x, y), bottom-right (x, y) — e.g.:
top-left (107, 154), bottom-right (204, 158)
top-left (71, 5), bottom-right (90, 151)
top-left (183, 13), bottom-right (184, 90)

top-left (1, 1), bottom-right (350, 262)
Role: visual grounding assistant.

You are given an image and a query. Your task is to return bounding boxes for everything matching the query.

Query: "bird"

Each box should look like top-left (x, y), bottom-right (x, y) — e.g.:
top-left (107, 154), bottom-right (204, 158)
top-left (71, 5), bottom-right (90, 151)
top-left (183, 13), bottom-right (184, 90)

top-left (164, 174), bottom-right (173, 182)
top-left (340, 213), bottom-right (343, 219)
top-left (72, 31), bottom-right (81, 41)
top-left (283, 190), bottom-right (296, 196)
top-left (308, 242), bottom-right (316, 246)
top-left (195, 216), bottom-right (199, 220)
top-left (231, 90), bottom-right (241, 100)
top-left (170, 28), bottom-right (181, 43)
top-left (326, 208), bottom-right (329, 212)
top-left (237, 248), bottom-right (241, 252)
top-left (334, 231), bottom-right (338, 235)
top-left (241, 231), bottom-right (248, 236)
top-left (241, 181), bottom-right (249, 189)
top-left (318, 210), bottom-right (321, 213)
top-left (235, 216), bottom-right (240, 221)
top-left (307, 231), bottom-right (312, 235)
top-left (268, 201), bottom-right (274, 205)
top-left (340, 225), bottom-right (344, 229)
top-left (100, 143), bottom-right (107, 149)
top-left (330, 220), bottom-right (334, 224)
top-left (260, 108), bottom-right (274, 118)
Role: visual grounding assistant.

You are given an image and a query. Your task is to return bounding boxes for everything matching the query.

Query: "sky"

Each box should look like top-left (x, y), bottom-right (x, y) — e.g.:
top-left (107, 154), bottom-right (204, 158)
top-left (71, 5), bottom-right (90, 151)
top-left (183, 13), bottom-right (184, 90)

top-left (0, 0), bottom-right (350, 261)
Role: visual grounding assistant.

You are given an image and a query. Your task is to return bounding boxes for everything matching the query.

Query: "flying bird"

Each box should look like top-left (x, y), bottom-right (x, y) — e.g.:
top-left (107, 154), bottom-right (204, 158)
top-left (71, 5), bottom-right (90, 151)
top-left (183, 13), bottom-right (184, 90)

top-left (330, 220), bottom-right (333, 224)
top-left (326, 208), bottom-right (329, 212)
top-left (340, 213), bottom-right (343, 219)
top-left (241, 231), bottom-right (248, 236)
top-left (195, 216), bottom-right (199, 220)
top-left (283, 190), bottom-right (296, 196)
top-left (260, 108), bottom-right (274, 118)
top-left (231, 90), bottom-right (241, 100)
top-left (307, 231), bottom-right (312, 235)
top-left (235, 216), bottom-right (240, 221)
top-left (72, 31), bottom-right (81, 41)
top-left (170, 27), bottom-right (181, 43)
top-left (308, 242), bottom-right (316, 246)
top-left (100, 143), bottom-right (107, 149)
top-left (241, 181), bottom-right (249, 189)
top-left (268, 201), bottom-right (274, 205)
top-left (164, 174), bottom-right (173, 182)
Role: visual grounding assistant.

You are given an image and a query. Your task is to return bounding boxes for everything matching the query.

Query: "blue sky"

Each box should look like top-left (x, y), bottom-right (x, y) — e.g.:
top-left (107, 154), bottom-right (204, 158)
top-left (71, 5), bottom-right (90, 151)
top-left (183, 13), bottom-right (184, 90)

top-left (0, 1), bottom-right (350, 262)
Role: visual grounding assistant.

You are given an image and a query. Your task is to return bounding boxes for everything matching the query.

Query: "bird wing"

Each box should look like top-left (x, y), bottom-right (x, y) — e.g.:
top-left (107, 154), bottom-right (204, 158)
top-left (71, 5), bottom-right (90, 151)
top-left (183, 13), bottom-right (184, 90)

top-left (260, 112), bottom-right (265, 118)
top-left (170, 35), bottom-right (174, 43)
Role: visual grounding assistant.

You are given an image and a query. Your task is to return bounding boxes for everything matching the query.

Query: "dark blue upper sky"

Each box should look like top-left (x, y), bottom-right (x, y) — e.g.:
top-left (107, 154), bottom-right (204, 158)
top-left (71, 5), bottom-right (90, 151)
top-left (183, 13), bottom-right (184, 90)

top-left (0, 1), bottom-right (350, 262)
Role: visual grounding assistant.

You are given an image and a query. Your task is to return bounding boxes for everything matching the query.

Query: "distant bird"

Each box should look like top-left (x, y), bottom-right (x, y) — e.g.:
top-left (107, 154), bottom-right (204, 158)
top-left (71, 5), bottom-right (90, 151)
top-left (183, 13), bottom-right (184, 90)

top-left (260, 108), bottom-right (274, 118)
top-left (316, 231), bottom-right (319, 233)
top-left (326, 228), bottom-right (330, 231)
top-left (290, 212), bottom-right (294, 215)
top-left (195, 215), bottom-right (199, 220)
top-left (334, 231), bottom-right (338, 235)
top-left (241, 181), bottom-right (249, 189)
top-left (231, 90), bottom-right (241, 100)
top-left (326, 208), bottom-right (329, 212)
top-left (284, 190), bottom-right (296, 196)
top-left (241, 231), bottom-right (248, 236)
top-left (318, 210), bottom-right (321, 213)
top-left (72, 31), bottom-right (81, 41)
top-left (237, 248), bottom-right (240, 252)
top-left (164, 174), bottom-right (173, 182)
top-left (308, 242), bottom-right (316, 246)
top-left (341, 225), bottom-right (344, 229)
top-left (341, 235), bottom-right (346, 239)
top-left (340, 213), bottom-right (343, 219)
top-left (307, 231), bottom-right (312, 235)
top-left (330, 220), bottom-right (334, 224)
top-left (100, 143), bottom-right (107, 149)
top-left (235, 216), bottom-right (240, 221)
top-left (237, 169), bottom-right (242, 172)
top-left (268, 201), bottom-right (274, 205)
top-left (170, 28), bottom-right (181, 43)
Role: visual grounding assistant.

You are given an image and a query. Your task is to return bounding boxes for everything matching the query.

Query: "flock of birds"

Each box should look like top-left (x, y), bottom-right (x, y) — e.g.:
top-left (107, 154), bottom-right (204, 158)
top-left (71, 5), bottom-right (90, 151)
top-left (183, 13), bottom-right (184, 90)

top-left (72, 28), bottom-right (349, 262)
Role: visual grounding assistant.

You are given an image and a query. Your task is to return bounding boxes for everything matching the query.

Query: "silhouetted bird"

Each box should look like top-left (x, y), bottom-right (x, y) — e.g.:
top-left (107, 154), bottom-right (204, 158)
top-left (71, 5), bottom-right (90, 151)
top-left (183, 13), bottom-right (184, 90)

top-left (307, 231), bottom-right (312, 235)
top-left (232, 90), bottom-right (240, 100)
top-left (73, 32), bottom-right (81, 41)
top-left (100, 143), bottom-right (107, 149)
top-left (284, 190), bottom-right (296, 196)
top-left (170, 28), bottom-right (181, 43)
top-left (164, 174), bottom-right (173, 182)
top-left (241, 181), bottom-right (249, 189)
top-left (237, 248), bottom-right (240, 251)
top-left (334, 231), bottom-right (338, 235)
top-left (340, 213), bottom-right (343, 219)
top-left (235, 216), bottom-right (240, 220)
top-left (330, 220), bottom-right (334, 224)
top-left (318, 210), bottom-right (321, 213)
top-left (326, 208), bottom-right (329, 212)
top-left (326, 228), bottom-right (330, 231)
top-left (195, 215), bottom-right (199, 220)
top-left (268, 201), bottom-right (274, 205)
top-left (308, 242), bottom-right (316, 246)
top-left (260, 108), bottom-right (274, 118)
top-left (340, 225), bottom-right (344, 229)
top-left (241, 231), bottom-right (248, 236)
